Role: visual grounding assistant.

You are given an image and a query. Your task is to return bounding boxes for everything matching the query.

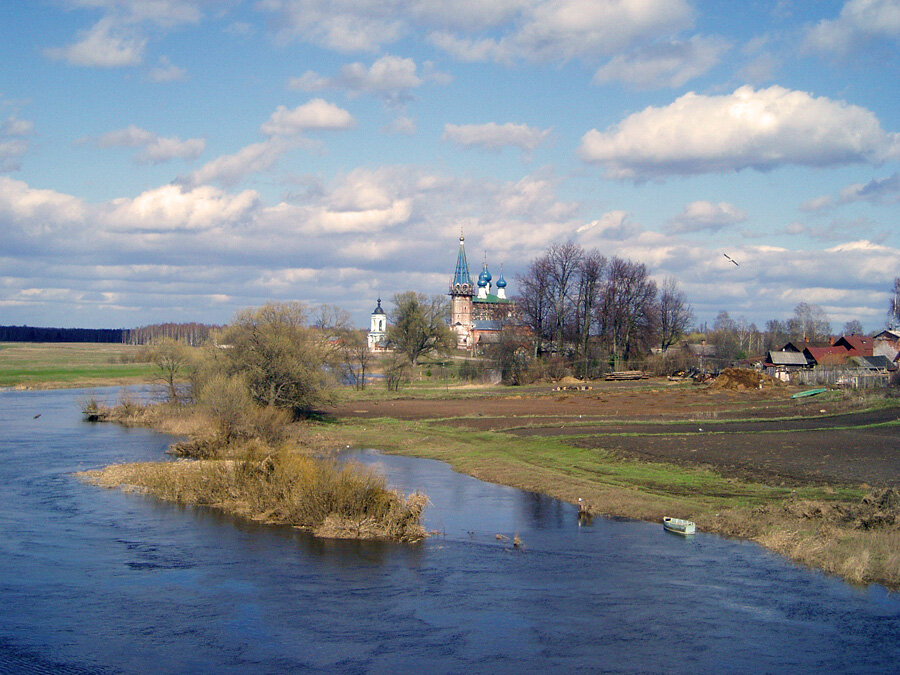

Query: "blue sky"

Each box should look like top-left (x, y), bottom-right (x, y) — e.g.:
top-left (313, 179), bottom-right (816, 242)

top-left (1, 0), bottom-right (898, 331)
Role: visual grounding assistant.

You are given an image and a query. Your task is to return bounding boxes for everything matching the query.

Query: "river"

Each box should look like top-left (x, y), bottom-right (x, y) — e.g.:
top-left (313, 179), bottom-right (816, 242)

top-left (1, 387), bottom-right (898, 673)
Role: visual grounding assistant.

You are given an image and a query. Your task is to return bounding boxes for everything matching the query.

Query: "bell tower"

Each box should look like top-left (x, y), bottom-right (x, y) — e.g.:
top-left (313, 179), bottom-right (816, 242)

top-left (448, 233), bottom-right (474, 347)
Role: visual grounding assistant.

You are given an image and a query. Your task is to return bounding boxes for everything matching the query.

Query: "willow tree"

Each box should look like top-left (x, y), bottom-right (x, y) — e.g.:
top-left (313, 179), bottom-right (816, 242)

top-left (218, 302), bottom-right (333, 416)
top-left (387, 292), bottom-right (454, 365)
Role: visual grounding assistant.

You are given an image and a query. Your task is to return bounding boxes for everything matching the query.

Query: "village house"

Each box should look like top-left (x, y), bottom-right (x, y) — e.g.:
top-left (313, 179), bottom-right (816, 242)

top-left (765, 333), bottom-right (897, 380)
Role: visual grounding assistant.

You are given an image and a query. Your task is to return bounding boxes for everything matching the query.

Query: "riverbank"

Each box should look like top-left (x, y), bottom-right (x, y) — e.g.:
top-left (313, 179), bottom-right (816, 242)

top-left (323, 381), bottom-right (900, 590)
top-left (78, 377), bottom-right (900, 589)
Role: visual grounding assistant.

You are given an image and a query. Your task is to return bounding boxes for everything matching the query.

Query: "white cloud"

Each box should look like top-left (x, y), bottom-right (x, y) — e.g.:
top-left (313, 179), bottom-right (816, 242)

top-left (667, 201), bottom-right (747, 233)
top-left (593, 35), bottom-right (729, 89)
top-left (305, 199), bottom-right (413, 234)
top-left (804, 0), bottom-right (900, 54)
top-left (409, 0), bottom-right (526, 31)
top-left (800, 172), bottom-right (900, 212)
top-left (93, 125), bottom-right (205, 164)
top-left (384, 116), bottom-right (417, 135)
top-left (96, 125), bottom-right (156, 147)
top-left (442, 122), bottom-right (551, 153)
top-left (799, 195), bottom-right (835, 212)
top-left (288, 55), bottom-right (448, 104)
top-left (263, 0), bottom-right (694, 63)
top-left (148, 56), bottom-right (187, 82)
top-left (579, 85), bottom-right (900, 179)
top-left (260, 99), bottom-right (356, 136)
top-left (260, 0), bottom-right (407, 52)
top-left (184, 138), bottom-right (290, 187)
top-left (509, 0), bottom-right (695, 62)
top-left (44, 18), bottom-right (146, 67)
top-left (0, 176), bottom-right (87, 226)
top-left (577, 210), bottom-right (642, 240)
top-left (104, 184), bottom-right (259, 232)
top-left (0, 115), bottom-right (34, 172)
top-left (838, 172), bottom-right (900, 204)
top-left (138, 136), bottom-right (205, 164)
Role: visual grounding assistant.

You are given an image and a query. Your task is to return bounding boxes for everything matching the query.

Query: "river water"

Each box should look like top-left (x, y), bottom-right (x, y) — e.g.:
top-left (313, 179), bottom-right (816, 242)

top-left (1, 387), bottom-right (898, 674)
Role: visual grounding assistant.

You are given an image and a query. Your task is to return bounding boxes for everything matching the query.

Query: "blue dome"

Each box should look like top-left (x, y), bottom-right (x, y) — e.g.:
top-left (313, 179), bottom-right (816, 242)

top-left (496, 275), bottom-right (507, 289)
top-left (477, 271), bottom-right (488, 287)
top-left (482, 266), bottom-right (492, 282)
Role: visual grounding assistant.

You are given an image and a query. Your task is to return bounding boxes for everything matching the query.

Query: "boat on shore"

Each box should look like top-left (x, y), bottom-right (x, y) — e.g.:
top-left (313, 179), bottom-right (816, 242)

top-left (663, 517), bottom-right (696, 535)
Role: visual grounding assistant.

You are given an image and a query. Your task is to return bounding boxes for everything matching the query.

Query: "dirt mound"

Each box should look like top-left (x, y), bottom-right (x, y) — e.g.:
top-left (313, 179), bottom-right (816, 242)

top-left (710, 368), bottom-right (780, 390)
top-left (556, 376), bottom-right (584, 385)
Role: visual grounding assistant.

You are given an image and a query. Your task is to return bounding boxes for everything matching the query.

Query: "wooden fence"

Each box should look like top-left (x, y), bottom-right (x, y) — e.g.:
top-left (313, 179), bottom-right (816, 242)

top-left (787, 367), bottom-right (892, 389)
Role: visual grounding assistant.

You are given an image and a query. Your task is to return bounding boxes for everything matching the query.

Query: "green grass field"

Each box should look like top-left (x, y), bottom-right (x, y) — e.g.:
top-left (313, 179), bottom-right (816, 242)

top-left (0, 342), bottom-right (155, 388)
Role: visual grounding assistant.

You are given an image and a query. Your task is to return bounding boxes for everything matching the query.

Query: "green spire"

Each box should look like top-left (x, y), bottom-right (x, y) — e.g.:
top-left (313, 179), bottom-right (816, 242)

top-left (450, 233), bottom-right (473, 293)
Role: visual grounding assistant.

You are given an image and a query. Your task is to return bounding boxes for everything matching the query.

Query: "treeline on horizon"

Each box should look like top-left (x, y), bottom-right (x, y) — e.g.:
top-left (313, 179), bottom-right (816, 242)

top-left (0, 322), bottom-right (219, 346)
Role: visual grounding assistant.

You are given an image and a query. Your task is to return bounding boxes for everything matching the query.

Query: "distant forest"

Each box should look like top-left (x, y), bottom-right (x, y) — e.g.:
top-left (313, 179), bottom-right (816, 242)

top-left (0, 322), bottom-right (219, 346)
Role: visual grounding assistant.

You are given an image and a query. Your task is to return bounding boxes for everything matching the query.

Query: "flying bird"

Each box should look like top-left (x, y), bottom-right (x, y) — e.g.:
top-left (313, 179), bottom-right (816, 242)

top-left (723, 252), bottom-right (740, 267)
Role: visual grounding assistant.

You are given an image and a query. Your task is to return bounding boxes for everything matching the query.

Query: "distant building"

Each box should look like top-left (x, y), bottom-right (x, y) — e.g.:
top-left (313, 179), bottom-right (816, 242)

top-left (448, 233), bottom-right (517, 350)
top-left (367, 298), bottom-right (387, 351)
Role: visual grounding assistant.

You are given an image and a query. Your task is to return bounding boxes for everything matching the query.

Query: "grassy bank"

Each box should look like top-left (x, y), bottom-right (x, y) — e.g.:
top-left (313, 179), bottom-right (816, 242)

top-left (0, 342), bottom-right (155, 388)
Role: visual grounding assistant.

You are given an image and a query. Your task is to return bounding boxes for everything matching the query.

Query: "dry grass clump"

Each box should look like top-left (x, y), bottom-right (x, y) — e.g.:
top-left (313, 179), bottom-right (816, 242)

top-left (711, 489), bottom-right (900, 588)
top-left (78, 451), bottom-right (427, 543)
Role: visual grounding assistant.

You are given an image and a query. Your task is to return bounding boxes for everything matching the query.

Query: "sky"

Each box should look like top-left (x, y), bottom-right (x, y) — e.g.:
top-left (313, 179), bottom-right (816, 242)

top-left (1, 0), bottom-right (898, 332)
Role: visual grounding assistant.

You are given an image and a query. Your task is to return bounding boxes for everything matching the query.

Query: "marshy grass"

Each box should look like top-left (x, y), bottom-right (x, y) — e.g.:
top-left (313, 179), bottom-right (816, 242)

top-left (80, 396), bottom-right (428, 543)
top-left (79, 451), bottom-right (427, 543)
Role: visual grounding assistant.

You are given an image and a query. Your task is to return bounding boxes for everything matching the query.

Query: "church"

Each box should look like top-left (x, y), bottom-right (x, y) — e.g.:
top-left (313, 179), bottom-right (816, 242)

top-left (367, 233), bottom-right (517, 352)
top-left (448, 233), bottom-right (517, 350)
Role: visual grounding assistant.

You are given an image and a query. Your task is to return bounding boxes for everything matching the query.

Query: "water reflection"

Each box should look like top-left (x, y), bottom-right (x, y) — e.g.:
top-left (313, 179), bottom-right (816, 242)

top-left (0, 387), bottom-right (898, 673)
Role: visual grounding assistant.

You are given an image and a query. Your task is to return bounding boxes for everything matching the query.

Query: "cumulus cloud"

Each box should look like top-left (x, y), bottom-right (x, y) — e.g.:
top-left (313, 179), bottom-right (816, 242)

top-left (436, 0), bottom-right (696, 63)
top-left (838, 172), bottom-right (900, 204)
top-left (104, 184), bottom-right (259, 232)
top-left (92, 125), bottom-right (205, 164)
top-left (576, 210), bottom-right (642, 240)
top-left (667, 201), bottom-right (747, 233)
top-left (803, 0), bottom-right (900, 54)
top-left (259, 99), bottom-right (356, 136)
top-left (148, 56), bottom-right (187, 82)
top-left (593, 35), bottom-right (729, 89)
top-left (0, 176), bottom-right (87, 226)
top-left (44, 17), bottom-right (146, 67)
top-left (0, 114), bottom-right (34, 173)
top-left (442, 122), bottom-right (551, 153)
top-left (180, 101), bottom-right (355, 187)
top-left (288, 55), bottom-right (450, 104)
top-left (801, 172), bottom-right (900, 212)
top-left (260, 0), bottom-right (407, 52)
top-left (578, 85), bottom-right (900, 179)
top-left (183, 138), bottom-right (290, 187)
top-left (44, 1), bottom-right (204, 69)
top-left (262, 0), bottom-right (694, 62)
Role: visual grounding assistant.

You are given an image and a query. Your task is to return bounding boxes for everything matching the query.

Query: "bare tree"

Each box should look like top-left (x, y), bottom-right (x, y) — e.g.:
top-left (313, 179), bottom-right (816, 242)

top-left (515, 255), bottom-right (553, 357)
top-left (842, 320), bottom-right (865, 336)
top-left (656, 277), bottom-right (692, 351)
top-left (889, 277), bottom-right (900, 329)
top-left (338, 329), bottom-right (373, 390)
top-left (789, 302), bottom-right (831, 342)
top-left (545, 241), bottom-right (584, 354)
top-left (595, 257), bottom-right (657, 366)
top-left (149, 337), bottom-right (193, 403)
top-left (573, 250), bottom-right (606, 376)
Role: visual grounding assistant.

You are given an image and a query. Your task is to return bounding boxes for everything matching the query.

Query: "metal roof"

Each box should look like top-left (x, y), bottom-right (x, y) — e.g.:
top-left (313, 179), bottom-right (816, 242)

top-left (767, 351), bottom-right (808, 366)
